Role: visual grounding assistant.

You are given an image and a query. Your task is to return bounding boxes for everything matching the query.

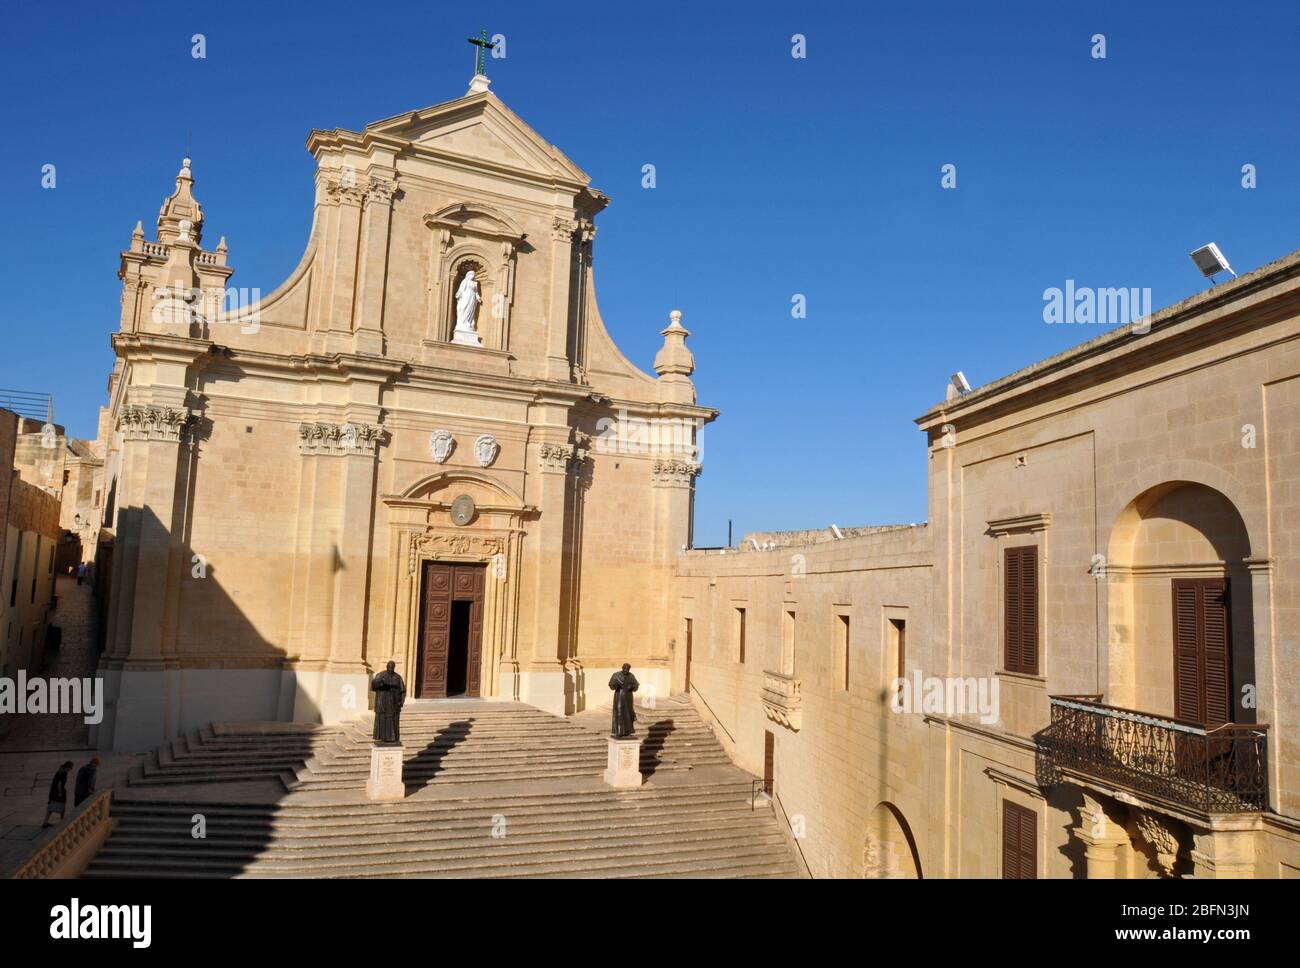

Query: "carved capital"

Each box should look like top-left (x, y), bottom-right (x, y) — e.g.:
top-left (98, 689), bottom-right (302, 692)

top-left (323, 174), bottom-right (367, 206)
top-left (365, 176), bottom-right (398, 206)
top-left (298, 421), bottom-right (385, 457)
top-left (652, 458), bottom-right (701, 488)
top-left (120, 404), bottom-right (196, 443)
top-left (551, 215), bottom-right (578, 242)
top-left (538, 442), bottom-right (573, 473)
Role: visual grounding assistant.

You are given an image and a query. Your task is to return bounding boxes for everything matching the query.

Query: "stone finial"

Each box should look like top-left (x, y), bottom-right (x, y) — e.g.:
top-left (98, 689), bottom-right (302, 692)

top-left (653, 308), bottom-right (694, 377)
top-left (468, 73), bottom-right (491, 94)
top-left (157, 155), bottom-right (204, 246)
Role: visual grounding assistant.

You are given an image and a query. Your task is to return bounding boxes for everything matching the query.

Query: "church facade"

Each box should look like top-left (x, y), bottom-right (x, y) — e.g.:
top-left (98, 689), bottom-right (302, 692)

top-left (94, 77), bottom-right (712, 751)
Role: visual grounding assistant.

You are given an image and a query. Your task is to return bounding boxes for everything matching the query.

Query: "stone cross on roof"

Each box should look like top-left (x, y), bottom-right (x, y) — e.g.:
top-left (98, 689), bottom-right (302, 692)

top-left (467, 29), bottom-right (496, 76)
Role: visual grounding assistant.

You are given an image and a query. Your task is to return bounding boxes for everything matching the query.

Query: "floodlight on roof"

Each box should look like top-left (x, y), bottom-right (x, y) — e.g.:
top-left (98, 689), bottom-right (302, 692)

top-left (950, 371), bottom-right (972, 395)
top-left (1190, 243), bottom-right (1237, 281)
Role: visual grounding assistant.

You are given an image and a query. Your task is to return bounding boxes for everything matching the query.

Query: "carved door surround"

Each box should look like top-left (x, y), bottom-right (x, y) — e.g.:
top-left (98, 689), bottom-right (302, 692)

top-left (423, 202), bottom-right (526, 350)
top-left (383, 475), bottom-right (537, 703)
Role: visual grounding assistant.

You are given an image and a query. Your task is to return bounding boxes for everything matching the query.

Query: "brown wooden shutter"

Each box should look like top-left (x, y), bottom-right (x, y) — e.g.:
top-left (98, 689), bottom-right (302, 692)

top-left (1172, 579), bottom-right (1202, 722)
top-left (1201, 580), bottom-right (1231, 727)
top-left (1172, 580), bottom-right (1201, 722)
top-left (1002, 801), bottom-right (1037, 879)
top-left (1020, 548), bottom-right (1039, 674)
top-left (1004, 546), bottom-right (1039, 675)
top-left (1173, 578), bottom-right (1232, 726)
top-left (1004, 548), bottom-right (1022, 672)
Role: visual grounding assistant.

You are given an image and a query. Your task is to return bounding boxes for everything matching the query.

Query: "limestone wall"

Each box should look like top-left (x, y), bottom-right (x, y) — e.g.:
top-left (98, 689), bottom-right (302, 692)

top-left (674, 524), bottom-right (932, 878)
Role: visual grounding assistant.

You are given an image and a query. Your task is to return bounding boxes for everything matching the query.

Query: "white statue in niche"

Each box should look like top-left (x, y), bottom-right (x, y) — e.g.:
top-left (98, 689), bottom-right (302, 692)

top-left (453, 269), bottom-right (483, 346)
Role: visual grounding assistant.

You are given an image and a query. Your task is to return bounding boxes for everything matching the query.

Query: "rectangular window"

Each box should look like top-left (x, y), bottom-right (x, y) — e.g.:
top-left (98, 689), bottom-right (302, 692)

top-left (835, 614), bottom-right (851, 690)
top-left (1001, 800), bottom-right (1038, 879)
top-left (888, 618), bottom-right (907, 680)
top-left (781, 610), bottom-right (796, 675)
top-left (1004, 545), bottom-right (1040, 675)
top-left (734, 608), bottom-right (747, 664)
top-left (9, 532), bottom-right (21, 607)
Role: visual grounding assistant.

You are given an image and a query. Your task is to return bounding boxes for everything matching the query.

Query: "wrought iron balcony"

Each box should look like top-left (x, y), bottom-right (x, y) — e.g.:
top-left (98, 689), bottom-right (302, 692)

top-left (1046, 696), bottom-right (1268, 813)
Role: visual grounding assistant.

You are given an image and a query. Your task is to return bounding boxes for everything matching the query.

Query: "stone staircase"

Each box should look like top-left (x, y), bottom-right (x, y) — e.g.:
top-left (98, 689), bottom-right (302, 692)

top-left (129, 721), bottom-right (344, 788)
top-left (130, 697), bottom-right (733, 793)
top-left (92, 696), bottom-right (801, 878)
top-left (84, 778), bottom-right (798, 878)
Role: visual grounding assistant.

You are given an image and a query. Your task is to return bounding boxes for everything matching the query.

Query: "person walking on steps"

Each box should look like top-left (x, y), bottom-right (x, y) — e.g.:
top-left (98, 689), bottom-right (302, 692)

top-left (43, 761), bottom-right (74, 828)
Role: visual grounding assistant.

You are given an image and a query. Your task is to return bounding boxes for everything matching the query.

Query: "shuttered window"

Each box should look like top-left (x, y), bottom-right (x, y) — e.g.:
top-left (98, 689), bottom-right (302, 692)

top-left (1004, 545), bottom-right (1039, 674)
top-left (1172, 578), bottom-right (1232, 726)
top-left (1001, 800), bottom-right (1037, 879)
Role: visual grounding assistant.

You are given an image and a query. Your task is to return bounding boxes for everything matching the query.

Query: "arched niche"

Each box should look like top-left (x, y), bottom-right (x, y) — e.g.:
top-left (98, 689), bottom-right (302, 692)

top-left (1104, 481), bottom-right (1255, 721)
top-left (423, 203), bottom-right (526, 351)
top-left (863, 801), bottom-right (923, 879)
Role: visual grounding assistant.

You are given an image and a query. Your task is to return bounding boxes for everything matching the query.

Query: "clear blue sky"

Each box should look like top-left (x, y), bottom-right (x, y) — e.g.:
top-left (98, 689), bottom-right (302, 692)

top-left (1, 1), bottom-right (1296, 546)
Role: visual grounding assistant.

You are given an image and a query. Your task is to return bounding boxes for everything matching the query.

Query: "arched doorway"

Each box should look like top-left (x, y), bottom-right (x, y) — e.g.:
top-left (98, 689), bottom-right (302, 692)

top-left (863, 802), bottom-right (922, 879)
top-left (1105, 481), bottom-right (1254, 725)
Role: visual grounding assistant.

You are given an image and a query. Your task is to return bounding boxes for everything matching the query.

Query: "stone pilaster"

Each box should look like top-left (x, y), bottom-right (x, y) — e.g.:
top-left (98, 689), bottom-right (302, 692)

top-left (101, 396), bottom-right (200, 752)
top-left (287, 418), bottom-right (386, 724)
top-left (544, 215), bottom-right (577, 381)
top-left (353, 175), bottom-right (398, 355)
top-left (320, 172), bottom-right (366, 354)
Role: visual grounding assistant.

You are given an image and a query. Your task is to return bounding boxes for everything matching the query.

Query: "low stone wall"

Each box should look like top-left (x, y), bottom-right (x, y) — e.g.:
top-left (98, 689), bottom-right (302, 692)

top-left (10, 790), bottom-right (115, 879)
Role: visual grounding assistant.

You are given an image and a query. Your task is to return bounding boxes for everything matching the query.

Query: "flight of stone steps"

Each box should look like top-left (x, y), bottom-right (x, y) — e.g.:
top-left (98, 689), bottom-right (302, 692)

top-left (128, 720), bottom-right (344, 788)
top-left (89, 696), bottom-right (801, 878)
top-left (130, 697), bottom-right (733, 793)
top-left (84, 778), bottom-right (800, 878)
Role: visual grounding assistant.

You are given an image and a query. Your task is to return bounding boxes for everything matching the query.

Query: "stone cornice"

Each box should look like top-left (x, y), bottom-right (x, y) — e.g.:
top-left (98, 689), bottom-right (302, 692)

top-left (112, 331), bottom-right (214, 365)
top-left (134, 341), bottom-right (719, 424)
top-left (916, 250), bottom-right (1300, 431)
top-left (986, 512), bottom-right (1053, 537)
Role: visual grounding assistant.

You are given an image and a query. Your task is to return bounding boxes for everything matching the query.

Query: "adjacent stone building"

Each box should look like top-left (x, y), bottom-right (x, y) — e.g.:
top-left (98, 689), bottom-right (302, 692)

top-left (675, 249), bottom-right (1300, 878)
top-left (0, 410), bottom-right (62, 713)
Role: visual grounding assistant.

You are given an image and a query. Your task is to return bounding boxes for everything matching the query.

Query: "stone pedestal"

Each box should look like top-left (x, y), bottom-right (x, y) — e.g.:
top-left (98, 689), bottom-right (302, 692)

top-left (604, 736), bottom-right (643, 789)
top-left (366, 745), bottom-right (405, 801)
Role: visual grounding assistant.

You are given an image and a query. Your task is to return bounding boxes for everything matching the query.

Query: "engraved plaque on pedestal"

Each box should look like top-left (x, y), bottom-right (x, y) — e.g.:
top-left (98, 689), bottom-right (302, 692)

top-left (366, 745), bottom-right (406, 801)
top-left (603, 736), bottom-right (643, 789)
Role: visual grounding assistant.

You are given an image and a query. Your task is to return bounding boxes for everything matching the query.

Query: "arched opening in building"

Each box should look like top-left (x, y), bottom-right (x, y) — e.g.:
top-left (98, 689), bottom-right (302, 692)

top-left (863, 802), bottom-right (923, 879)
top-left (1105, 481), bottom-right (1254, 725)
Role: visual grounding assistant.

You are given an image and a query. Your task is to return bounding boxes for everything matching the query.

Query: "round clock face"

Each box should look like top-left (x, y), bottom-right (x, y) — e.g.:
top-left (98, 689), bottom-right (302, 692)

top-left (450, 494), bottom-right (476, 527)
